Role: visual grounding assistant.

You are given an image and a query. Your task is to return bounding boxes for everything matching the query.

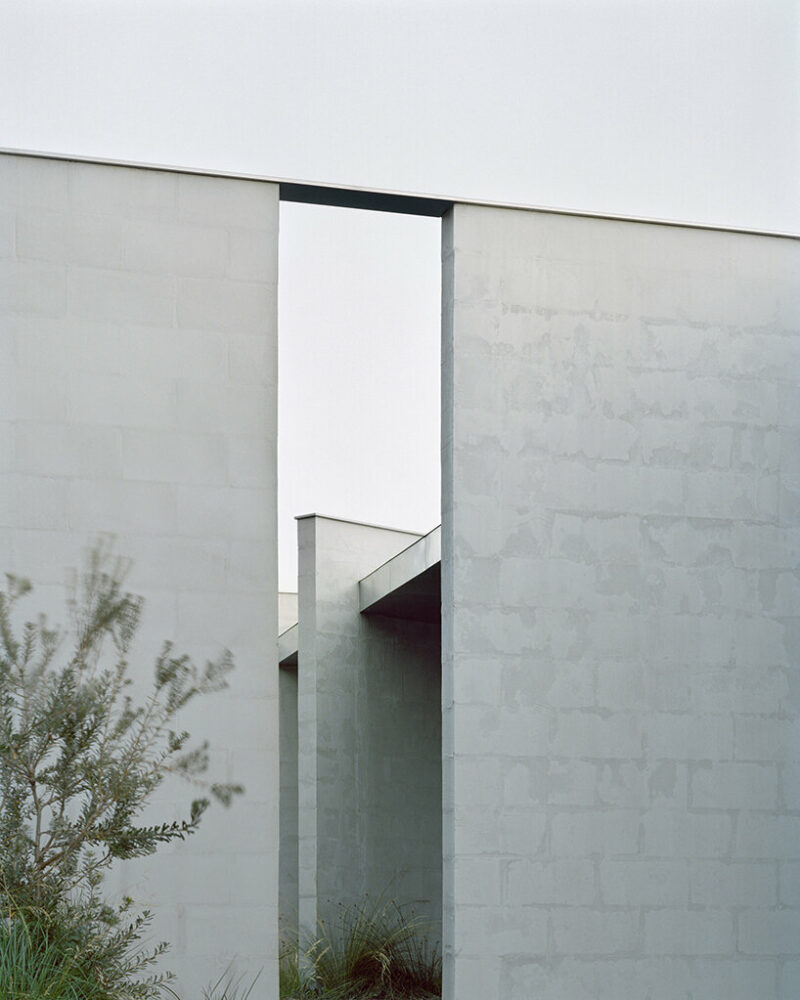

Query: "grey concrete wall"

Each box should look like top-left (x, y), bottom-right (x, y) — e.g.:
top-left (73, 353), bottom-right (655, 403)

top-left (279, 593), bottom-right (299, 928)
top-left (442, 203), bottom-right (800, 999)
top-left (279, 666), bottom-right (299, 928)
top-left (297, 516), bottom-right (442, 935)
top-left (360, 611), bottom-right (442, 922)
top-left (1, 153), bottom-right (279, 998)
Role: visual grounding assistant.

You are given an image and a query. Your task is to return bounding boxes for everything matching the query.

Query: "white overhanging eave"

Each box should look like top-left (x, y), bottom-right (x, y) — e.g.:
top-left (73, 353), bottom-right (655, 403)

top-left (278, 623), bottom-right (298, 668)
top-left (359, 525), bottom-right (441, 620)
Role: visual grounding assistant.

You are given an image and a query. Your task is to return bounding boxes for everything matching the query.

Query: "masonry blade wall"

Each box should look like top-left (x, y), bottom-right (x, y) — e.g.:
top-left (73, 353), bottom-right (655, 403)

top-left (0, 152), bottom-right (280, 999)
top-left (441, 203), bottom-right (800, 1000)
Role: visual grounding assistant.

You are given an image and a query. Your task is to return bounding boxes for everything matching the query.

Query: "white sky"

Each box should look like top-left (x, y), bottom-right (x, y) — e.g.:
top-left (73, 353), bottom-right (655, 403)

top-left (2, 0), bottom-right (797, 588)
top-left (278, 203), bottom-right (441, 588)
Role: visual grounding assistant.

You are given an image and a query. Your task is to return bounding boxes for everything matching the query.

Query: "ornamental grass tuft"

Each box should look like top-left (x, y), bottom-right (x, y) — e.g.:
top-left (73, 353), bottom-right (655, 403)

top-left (281, 897), bottom-right (441, 999)
top-left (0, 892), bottom-right (168, 1000)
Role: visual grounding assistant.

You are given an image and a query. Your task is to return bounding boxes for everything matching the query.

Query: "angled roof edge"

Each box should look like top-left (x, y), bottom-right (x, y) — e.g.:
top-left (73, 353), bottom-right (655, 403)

top-left (359, 525), bottom-right (441, 614)
top-left (294, 513), bottom-right (424, 536)
top-left (2, 147), bottom-right (798, 240)
top-left (278, 623), bottom-right (298, 667)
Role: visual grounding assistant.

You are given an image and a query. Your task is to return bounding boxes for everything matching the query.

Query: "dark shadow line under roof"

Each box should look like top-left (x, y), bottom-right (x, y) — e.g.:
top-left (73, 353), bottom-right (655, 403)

top-left (280, 182), bottom-right (450, 217)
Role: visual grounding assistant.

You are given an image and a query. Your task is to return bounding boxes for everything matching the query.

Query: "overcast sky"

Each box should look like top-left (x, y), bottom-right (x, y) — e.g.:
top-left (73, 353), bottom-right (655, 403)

top-left (2, 0), bottom-right (797, 589)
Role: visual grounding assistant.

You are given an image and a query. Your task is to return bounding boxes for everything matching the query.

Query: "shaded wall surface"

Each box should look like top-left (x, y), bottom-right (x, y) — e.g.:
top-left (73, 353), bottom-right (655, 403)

top-left (297, 516), bottom-right (442, 934)
top-left (280, 666), bottom-right (299, 926)
top-left (0, 153), bottom-right (280, 998)
top-left (441, 203), bottom-right (800, 1000)
top-left (279, 593), bottom-right (299, 926)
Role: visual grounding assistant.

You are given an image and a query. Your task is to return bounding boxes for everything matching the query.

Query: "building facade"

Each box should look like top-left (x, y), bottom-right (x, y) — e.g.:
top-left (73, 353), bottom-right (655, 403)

top-left (3, 149), bottom-right (799, 999)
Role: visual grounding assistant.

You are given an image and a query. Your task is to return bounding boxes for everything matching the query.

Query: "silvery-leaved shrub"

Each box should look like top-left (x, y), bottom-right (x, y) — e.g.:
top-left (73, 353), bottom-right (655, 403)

top-left (0, 538), bottom-right (242, 998)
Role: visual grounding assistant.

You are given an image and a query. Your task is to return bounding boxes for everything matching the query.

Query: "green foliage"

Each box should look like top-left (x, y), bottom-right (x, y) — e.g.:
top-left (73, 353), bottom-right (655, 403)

top-left (281, 898), bottom-right (442, 999)
top-left (202, 964), bottom-right (262, 1000)
top-left (0, 896), bottom-right (105, 1000)
top-left (0, 892), bottom-right (174, 1000)
top-left (0, 538), bottom-right (242, 996)
top-left (279, 937), bottom-right (305, 999)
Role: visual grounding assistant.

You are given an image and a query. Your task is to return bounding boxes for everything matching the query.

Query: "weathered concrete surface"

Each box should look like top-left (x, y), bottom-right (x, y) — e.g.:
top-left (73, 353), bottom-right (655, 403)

top-left (279, 592), bottom-right (300, 927)
top-left (297, 516), bottom-right (442, 935)
top-left (0, 153), bottom-right (279, 998)
top-left (279, 663), bottom-right (299, 928)
top-left (441, 203), bottom-right (800, 999)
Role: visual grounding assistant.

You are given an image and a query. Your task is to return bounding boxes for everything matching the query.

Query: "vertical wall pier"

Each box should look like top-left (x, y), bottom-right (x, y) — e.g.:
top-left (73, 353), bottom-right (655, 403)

top-left (296, 516), bottom-right (442, 935)
top-left (442, 204), bottom-right (800, 1000)
top-left (1, 152), bottom-right (280, 999)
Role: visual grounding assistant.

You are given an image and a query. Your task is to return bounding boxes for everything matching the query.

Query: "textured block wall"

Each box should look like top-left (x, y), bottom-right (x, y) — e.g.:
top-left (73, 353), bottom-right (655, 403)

top-left (279, 592), bottom-right (299, 926)
top-left (297, 516), bottom-right (442, 933)
top-left (0, 153), bottom-right (279, 998)
top-left (441, 203), bottom-right (800, 999)
top-left (360, 611), bottom-right (442, 925)
top-left (279, 666), bottom-right (299, 925)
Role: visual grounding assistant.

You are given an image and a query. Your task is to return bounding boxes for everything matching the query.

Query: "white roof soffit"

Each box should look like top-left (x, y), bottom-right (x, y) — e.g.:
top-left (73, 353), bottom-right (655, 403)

top-left (278, 623), bottom-right (298, 668)
top-left (359, 525), bottom-right (441, 621)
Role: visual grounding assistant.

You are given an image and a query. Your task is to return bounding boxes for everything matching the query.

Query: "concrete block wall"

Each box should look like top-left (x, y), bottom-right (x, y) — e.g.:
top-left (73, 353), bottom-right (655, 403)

top-left (279, 665), bottom-right (299, 927)
top-left (441, 203), bottom-right (800, 999)
top-left (279, 592), bottom-right (299, 927)
top-left (297, 515), bottom-right (442, 934)
top-left (0, 153), bottom-right (279, 998)
top-left (359, 611), bottom-right (442, 921)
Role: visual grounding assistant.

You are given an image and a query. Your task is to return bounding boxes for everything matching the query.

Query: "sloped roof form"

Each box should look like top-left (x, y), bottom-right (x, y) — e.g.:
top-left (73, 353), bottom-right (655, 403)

top-left (359, 525), bottom-right (441, 623)
top-left (278, 623), bottom-right (298, 667)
